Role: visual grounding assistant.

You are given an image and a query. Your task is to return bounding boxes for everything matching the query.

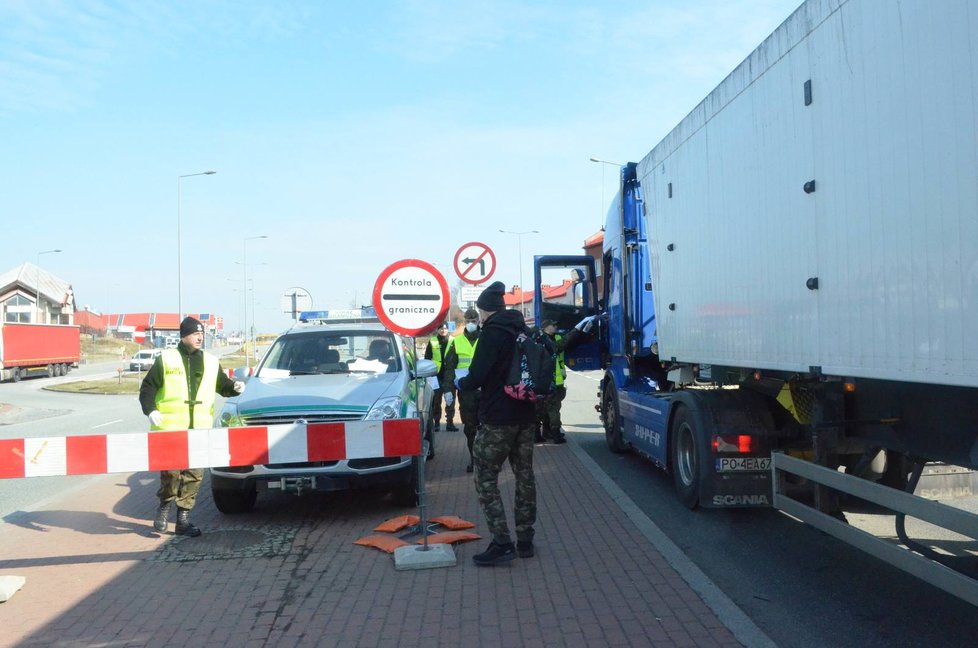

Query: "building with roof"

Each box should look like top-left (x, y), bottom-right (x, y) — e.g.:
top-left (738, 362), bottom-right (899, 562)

top-left (0, 262), bottom-right (75, 326)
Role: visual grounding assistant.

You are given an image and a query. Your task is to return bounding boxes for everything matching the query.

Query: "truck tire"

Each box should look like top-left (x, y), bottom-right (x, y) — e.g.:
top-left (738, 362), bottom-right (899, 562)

top-left (602, 385), bottom-right (629, 454)
top-left (11, 367), bottom-right (21, 382)
top-left (212, 485), bottom-right (257, 514)
top-left (46, 364), bottom-right (55, 378)
top-left (671, 406), bottom-right (702, 509)
top-left (57, 363), bottom-right (66, 376)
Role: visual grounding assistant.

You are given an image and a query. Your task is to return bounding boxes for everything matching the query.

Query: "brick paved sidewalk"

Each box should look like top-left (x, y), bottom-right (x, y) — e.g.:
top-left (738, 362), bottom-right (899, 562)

top-left (0, 426), bottom-right (773, 647)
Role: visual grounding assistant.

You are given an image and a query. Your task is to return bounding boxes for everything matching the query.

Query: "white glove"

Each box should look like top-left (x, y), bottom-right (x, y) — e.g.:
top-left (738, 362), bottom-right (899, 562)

top-left (444, 392), bottom-right (454, 407)
top-left (575, 315), bottom-right (597, 332)
top-left (234, 380), bottom-right (245, 394)
top-left (148, 410), bottom-right (163, 427)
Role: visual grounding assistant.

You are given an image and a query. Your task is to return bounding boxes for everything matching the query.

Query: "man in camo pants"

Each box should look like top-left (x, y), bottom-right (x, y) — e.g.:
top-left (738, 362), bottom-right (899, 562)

top-left (457, 281), bottom-right (537, 566)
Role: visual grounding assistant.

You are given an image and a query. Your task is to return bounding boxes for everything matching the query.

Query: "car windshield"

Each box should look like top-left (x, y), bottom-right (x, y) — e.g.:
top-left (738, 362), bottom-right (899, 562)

top-left (259, 330), bottom-right (401, 376)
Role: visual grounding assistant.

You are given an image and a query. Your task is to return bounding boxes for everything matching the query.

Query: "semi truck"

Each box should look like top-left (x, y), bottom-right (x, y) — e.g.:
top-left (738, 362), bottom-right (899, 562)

top-left (0, 323), bottom-right (80, 382)
top-left (536, 0), bottom-right (978, 602)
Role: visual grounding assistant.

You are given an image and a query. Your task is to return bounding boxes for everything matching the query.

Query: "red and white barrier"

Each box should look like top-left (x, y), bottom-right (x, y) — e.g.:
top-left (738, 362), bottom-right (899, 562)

top-left (0, 418), bottom-right (421, 479)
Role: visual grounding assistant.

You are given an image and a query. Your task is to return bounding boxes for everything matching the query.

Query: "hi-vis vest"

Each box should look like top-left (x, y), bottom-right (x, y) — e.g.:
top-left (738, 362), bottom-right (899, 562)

top-left (553, 334), bottom-right (566, 386)
top-left (428, 336), bottom-right (446, 371)
top-left (153, 349), bottom-right (219, 430)
top-left (450, 334), bottom-right (479, 369)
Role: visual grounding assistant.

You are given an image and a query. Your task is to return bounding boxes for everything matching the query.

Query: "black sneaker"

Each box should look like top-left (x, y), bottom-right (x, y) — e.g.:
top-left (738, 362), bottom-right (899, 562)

top-left (516, 541), bottom-right (534, 558)
top-left (446, 423), bottom-right (459, 432)
top-left (552, 435), bottom-right (567, 444)
top-left (472, 541), bottom-right (516, 566)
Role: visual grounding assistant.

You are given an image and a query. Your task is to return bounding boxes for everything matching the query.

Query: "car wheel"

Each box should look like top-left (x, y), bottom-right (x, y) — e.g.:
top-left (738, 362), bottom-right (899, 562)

top-left (391, 457), bottom-right (420, 507)
top-left (212, 485), bottom-right (257, 514)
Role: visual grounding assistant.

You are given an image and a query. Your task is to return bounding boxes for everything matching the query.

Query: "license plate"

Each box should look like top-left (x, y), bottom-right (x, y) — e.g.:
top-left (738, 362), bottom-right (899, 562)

top-left (716, 457), bottom-right (771, 472)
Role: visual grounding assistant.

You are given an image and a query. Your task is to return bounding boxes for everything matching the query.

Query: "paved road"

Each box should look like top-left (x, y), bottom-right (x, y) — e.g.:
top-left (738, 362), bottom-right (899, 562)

top-left (563, 371), bottom-right (978, 648)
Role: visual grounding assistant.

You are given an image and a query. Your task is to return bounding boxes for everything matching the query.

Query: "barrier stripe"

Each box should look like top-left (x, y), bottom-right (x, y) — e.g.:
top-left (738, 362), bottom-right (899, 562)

top-left (0, 418), bottom-right (421, 479)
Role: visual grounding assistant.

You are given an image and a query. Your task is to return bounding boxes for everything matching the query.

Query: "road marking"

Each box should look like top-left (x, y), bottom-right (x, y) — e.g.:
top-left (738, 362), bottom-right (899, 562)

top-left (91, 419), bottom-right (123, 430)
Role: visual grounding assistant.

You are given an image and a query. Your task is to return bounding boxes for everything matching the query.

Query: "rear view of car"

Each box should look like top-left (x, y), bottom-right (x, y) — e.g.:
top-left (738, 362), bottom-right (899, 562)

top-left (210, 316), bottom-right (436, 513)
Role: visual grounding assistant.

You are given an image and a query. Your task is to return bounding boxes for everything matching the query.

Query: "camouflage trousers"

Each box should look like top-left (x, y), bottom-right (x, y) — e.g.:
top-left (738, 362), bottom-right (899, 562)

top-left (536, 385), bottom-right (566, 437)
top-left (458, 390), bottom-right (481, 459)
top-left (473, 422), bottom-right (537, 544)
top-left (157, 469), bottom-right (203, 510)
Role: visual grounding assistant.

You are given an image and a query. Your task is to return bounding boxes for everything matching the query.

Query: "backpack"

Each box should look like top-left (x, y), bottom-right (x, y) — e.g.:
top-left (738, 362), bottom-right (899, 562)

top-left (504, 331), bottom-right (557, 402)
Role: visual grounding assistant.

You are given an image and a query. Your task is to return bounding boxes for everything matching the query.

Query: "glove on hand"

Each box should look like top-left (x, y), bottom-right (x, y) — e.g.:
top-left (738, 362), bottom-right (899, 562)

top-left (148, 410), bottom-right (163, 427)
top-left (575, 314), bottom-right (598, 332)
top-left (454, 377), bottom-right (462, 390)
top-left (233, 380), bottom-right (245, 394)
top-left (444, 392), bottom-right (454, 407)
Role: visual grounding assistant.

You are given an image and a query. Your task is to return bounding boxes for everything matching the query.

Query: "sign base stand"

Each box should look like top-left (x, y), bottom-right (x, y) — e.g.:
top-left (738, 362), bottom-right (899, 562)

top-left (393, 543), bottom-right (456, 570)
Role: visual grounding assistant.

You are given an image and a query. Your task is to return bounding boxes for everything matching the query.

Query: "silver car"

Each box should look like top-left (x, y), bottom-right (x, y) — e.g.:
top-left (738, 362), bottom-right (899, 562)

top-left (210, 317), bottom-right (436, 513)
top-left (129, 349), bottom-right (161, 372)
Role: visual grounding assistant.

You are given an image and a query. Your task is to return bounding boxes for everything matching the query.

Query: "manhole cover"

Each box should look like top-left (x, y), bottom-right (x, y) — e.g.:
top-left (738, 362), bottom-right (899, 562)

top-left (172, 529), bottom-right (268, 555)
top-left (150, 524), bottom-right (298, 562)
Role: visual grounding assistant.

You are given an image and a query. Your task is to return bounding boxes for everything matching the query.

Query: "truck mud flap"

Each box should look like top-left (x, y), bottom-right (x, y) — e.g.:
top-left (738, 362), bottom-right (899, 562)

top-left (700, 471), bottom-right (772, 508)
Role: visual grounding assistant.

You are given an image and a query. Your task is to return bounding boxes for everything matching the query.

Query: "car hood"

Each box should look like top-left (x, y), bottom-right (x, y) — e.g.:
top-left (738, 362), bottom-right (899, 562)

top-left (231, 372), bottom-right (402, 419)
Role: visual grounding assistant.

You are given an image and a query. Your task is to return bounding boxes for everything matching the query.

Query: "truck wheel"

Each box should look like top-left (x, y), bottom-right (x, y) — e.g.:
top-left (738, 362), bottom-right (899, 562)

top-left (603, 386), bottom-right (629, 453)
top-left (58, 363), bottom-right (67, 376)
top-left (212, 485), bottom-right (257, 514)
top-left (671, 406), bottom-right (701, 509)
top-left (47, 364), bottom-right (55, 378)
top-left (391, 457), bottom-right (420, 507)
top-left (11, 367), bottom-right (21, 382)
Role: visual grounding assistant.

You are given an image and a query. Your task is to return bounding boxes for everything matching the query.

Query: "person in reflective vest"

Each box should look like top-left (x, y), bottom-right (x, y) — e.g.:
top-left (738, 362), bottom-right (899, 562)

top-left (533, 319), bottom-right (588, 444)
top-left (424, 322), bottom-right (457, 433)
top-left (139, 316), bottom-right (244, 536)
top-left (443, 308), bottom-right (482, 472)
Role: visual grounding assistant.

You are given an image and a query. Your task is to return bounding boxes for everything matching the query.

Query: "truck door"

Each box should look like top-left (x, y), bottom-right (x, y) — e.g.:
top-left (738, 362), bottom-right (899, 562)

top-left (533, 255), bottom-right (602, 370)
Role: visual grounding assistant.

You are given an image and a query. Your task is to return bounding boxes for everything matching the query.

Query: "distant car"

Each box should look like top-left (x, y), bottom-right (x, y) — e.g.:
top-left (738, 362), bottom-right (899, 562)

top-left (209, 310), bottom-right (437, 513)
top-left (164, 337), bottom-right (179, 349)
top-left (129, 349), bottom-right (161, 372)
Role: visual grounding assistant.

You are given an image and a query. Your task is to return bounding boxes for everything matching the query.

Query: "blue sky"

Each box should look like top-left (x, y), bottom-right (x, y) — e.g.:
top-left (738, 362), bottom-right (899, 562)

top-left (1, 0), bottom-right (800, 335)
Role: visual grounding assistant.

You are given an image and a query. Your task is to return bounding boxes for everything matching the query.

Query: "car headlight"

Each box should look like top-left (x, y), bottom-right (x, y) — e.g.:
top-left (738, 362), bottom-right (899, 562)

top-left (365, 396), bottom-right (401, 420)
top-left (219, 404), bottom-right (243, 428)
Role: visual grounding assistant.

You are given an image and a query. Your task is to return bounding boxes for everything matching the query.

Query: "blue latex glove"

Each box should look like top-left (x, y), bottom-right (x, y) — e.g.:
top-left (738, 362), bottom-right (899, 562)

top-left (454, 377), bottom-right (462, 390)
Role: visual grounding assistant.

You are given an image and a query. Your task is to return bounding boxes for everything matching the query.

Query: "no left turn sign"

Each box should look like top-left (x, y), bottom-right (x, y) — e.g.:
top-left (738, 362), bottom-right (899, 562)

top-left (372, 259), bottom-right (450, 337)
top-left (453, 241), bottom-right (496, 285)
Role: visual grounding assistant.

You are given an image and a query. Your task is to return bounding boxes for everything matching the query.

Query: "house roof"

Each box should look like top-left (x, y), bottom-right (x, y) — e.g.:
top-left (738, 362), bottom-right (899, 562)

top-left (0, 262), bottom-right (73, 306)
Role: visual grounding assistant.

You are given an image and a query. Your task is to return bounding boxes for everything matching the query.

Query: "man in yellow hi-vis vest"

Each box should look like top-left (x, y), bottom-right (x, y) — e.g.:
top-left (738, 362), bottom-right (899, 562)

top-left (443, 308), bottom-right (482, 472)
top-left (139, 316), bottom-right (243, 536)
top-left (424, 321), bottom-right (457, 433)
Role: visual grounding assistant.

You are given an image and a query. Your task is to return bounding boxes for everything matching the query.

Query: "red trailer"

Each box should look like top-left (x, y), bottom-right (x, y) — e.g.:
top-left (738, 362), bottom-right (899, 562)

top-left (0, 323), bottom-right (80, 382)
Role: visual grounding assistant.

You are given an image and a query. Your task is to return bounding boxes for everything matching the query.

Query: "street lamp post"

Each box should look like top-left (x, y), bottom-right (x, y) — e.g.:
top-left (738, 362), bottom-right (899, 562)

top-left (498, 229), bottom-right (539, 319)
top-left (35, 249), bottom-right (62, 323)
top-left (589, 157), bottom-right (623, 228)
top-left (177, 170), bottom-right (216, 320)
top-left (242, 236), bottom-right (268, 368)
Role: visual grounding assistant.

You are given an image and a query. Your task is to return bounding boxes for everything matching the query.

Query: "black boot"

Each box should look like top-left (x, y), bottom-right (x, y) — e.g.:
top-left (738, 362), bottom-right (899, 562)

top-left (472, 541), bottom-right (516, 566)
top-left (153, 500), bottom-right (171, 532)
top-left (446, 421), bottom-right (459, 432)
top-left (175, 507), bottom-right (202, 537)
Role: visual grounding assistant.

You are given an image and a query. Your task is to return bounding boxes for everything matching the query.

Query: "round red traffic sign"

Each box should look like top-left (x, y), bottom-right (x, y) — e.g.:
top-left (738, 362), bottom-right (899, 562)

top-left (453, 241), bottom-right (496, 285)
top-left (372, 259), bottom-right (450, 337)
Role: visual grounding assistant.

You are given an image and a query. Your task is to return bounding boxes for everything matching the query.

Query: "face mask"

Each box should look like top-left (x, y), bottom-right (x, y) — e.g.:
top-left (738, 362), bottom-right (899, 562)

top-left (465, 322), bottom-right (478, 333)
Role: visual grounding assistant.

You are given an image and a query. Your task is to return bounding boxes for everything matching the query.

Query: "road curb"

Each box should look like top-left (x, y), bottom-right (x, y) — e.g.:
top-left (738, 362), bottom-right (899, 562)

top-left (567, 435), bottom-right (779, 648)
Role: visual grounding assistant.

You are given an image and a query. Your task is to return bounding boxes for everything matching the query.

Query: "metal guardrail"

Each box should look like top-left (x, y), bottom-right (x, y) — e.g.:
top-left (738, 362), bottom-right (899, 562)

top-left (772, 452), bottom-right (978, 607)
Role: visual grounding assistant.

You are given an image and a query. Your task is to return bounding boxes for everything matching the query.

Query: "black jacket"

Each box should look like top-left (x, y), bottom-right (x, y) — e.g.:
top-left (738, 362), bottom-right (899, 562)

top-left (139, 342), bottom-right (237, 427)
top-left (457, 309), bottom-right (535, 425)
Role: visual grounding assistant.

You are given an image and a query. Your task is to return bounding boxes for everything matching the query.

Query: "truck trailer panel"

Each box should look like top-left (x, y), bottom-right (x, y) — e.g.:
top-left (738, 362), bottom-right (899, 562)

top-left (639, 0), bottom-right (978, 388)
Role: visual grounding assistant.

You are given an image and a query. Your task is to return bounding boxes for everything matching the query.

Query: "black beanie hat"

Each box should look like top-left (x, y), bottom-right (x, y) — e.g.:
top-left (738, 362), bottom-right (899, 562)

top-left (476, 281), bottom-right (506, 312)
top-left (180, 316), bottom-right (204, 337)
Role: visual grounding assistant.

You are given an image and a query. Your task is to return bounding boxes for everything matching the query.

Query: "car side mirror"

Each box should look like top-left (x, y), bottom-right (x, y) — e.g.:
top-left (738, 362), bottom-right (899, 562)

top-left (413, 359), bottom-right (438, 380)
top-left (230, 367), bottom-right (252, 381)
